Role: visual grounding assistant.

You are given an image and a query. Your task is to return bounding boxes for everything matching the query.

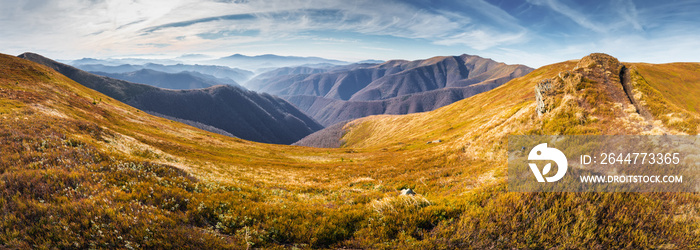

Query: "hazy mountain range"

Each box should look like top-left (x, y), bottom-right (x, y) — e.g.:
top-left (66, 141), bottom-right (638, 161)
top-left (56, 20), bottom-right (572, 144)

top-left (69, 53), bottom-right (351, 76)
top-left (19, 52), bottom-right (322, 144)
top-left (75, 63), bottom-right (254, 84)
top-left (89, 69), bottom-right (243, 90)
top-left (66, 53), bottom-right (530, 128)
top-left (208, 53), bottom-right (350, 71)
top-left (4, 51), bottom-right (698, 248)
top-left (69, 57), bottom-right (182, 66)
top-left (248, 55), bottom-right (532, 126)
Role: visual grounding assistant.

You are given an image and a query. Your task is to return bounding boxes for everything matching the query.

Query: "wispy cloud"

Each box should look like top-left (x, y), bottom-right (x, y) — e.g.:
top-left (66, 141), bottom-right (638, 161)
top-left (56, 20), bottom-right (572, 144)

top-left (435, 30), bottom-right (528, 50)
top-left (613, 0), bottom-right (642, 31)
top-left (0, 0), bottom-right (532, 57)
top-left (142, 13), bottom-right (257, 33)
top-left (526, 0), bottom-right (607, 33)
top-left (0, 0), bottom-right (699, 67)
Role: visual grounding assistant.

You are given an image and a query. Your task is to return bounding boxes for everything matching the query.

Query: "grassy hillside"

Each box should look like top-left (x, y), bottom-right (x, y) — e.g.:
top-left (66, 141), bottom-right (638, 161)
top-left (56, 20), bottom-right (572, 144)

top-left (630, 63), bottom-right (700, 114)
top-left (1, 52), bottom-right (698, 249)
top-left (338, 56), bottom-right (700, 149)
top-left (18, 53), bottom-right (323, 145)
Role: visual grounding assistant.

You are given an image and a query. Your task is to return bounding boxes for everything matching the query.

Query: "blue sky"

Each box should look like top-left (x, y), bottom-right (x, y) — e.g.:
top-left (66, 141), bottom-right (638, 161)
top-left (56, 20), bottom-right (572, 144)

top-left (1, 0), bottom-right (699, 67)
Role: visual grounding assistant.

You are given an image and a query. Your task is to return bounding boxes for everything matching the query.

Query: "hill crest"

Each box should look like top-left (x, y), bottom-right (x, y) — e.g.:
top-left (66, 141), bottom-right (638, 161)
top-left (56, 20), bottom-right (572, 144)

top-left (300, 53), bottom-right (700, 148)
top-left (18, 52), bottom-right (323, 144)
top-left (1, 52), bottom-right (698, 248)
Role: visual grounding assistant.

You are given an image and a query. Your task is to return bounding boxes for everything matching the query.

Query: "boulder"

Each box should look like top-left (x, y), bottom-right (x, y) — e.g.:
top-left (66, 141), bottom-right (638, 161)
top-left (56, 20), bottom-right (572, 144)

top-left (400, 188), bottom-right (416, 196)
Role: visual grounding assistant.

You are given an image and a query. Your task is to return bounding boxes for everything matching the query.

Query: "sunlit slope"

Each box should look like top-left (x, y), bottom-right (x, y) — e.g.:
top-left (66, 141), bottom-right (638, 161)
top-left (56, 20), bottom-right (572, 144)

top-left (323, 53), bottom-right (698, 248)
top-left (2, 52), bottom-right (698, 249)
top-left (0, 52), bottom-right (372, 248)
top-left (629, 62), bottom-right (700, 114)
top-left (0, 53), bottom-right (346, 184)
top-left (338, 55), bottom-right (700, 151)
top-left (18, 52), bottom-right (324, 145)
top-left (335, 60), bottom-right (572, 150)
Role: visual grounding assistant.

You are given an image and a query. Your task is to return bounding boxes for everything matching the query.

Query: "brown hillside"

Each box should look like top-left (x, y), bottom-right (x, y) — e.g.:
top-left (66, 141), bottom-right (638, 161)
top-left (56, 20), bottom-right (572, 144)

top-left (0, 52), bottom-right (698, 249)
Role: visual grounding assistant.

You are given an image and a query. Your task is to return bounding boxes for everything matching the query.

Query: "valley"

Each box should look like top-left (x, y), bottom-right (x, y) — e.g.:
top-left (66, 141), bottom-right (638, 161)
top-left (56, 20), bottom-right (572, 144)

top-left (3, 1), bottom-right (699, 249)
top-left (18, 53), bottom-right (323, 145)
top-left (1, 52), bottom-right (698, 248)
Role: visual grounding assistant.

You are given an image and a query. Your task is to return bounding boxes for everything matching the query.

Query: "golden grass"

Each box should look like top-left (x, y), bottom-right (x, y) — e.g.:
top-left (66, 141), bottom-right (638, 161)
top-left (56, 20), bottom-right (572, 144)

top-left (1, 53), bottom-right (699, 248)
top-left (632, 63), bottom-right (700, 114)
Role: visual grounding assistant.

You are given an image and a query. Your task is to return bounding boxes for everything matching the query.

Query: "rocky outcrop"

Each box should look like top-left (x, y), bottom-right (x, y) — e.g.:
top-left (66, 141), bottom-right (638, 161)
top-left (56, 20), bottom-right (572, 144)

top-left (535, 53), bottom-right (633, 116)
top-left (532, 53), bottom-right (666, 134)
top-left (400, 188), bottom-right (416, 196)
top-left (535, 79), bottom-right (552, 116)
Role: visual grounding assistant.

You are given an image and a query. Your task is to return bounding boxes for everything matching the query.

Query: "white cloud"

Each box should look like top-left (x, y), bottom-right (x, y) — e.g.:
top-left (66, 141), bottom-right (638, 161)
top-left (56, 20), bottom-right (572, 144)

top-left (1, 0), bottom-right (697, 68)
top-left (613, 0), bottom-right (643, 31)
top-left (435, 30), bottom-right (527, 50)
top-left (526, 0), bottom-right (607, 33)
top-left (0, 0), bottom-right (531, 58)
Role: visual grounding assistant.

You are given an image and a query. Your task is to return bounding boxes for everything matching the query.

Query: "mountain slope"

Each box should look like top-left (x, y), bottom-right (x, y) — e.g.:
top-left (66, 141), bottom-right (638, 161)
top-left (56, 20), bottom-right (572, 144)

top-left (287, 82), bottom-right (502, 126)
top-left (630, 63), bottom-right (700, 114)
top-left (251, 55), bottom-right (531, 126)
top-left (91, 68), bottom-right (242, 90)
top-left (349, 55), bottom-right (531, 101)
top-left (302, 53), bottom-right (700, 150)
top-left (252, 54), bottom-right (532, 101)
top-left (2, 52), bottom-right (698, 249)
top-left (18, 52), bottom-right (322, 144)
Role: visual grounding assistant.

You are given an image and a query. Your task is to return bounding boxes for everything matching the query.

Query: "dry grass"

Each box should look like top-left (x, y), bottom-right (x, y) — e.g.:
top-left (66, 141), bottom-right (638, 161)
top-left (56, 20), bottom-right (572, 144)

top-left (1, 53), bottom-right (699, 248)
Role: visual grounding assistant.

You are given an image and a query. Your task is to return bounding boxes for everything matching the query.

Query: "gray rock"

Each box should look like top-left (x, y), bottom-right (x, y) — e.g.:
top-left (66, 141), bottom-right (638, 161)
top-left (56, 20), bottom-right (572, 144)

top-left (400, 188), bottom-right (416, 196)
top-left (535, 79), bottom-right (552, 116)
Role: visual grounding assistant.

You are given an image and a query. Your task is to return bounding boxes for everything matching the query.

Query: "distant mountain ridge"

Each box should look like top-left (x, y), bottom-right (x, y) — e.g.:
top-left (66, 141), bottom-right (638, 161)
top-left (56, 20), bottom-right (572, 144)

top-left (209, 54), bottom-right (349, 71)
top-left (19, 52), bottom-right (323, 144)
top-left (252, 54), bottom-right (531, 100)
top-left (70, 57), bottom-right (181, 66)
top-left (74, 63), bottom-right (254, 84)
top-left (4, 50), bottom-right (699, 249)
top-left (249, 54), bottom-right (532, 126)
top-left (90, 69), bottom-right (243, 90)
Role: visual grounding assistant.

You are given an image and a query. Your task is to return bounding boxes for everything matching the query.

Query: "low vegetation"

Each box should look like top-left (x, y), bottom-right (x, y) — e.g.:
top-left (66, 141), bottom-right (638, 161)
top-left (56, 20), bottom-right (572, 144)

top-left (1, 53), bottom-right (698, 248)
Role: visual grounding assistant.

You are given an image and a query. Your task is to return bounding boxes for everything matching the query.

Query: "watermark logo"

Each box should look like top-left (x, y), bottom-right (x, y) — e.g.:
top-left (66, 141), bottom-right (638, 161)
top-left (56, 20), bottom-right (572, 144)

top-left (509, 135), bottom-right (696, 192)
top-left (528, 143), bottom-right (568, 182)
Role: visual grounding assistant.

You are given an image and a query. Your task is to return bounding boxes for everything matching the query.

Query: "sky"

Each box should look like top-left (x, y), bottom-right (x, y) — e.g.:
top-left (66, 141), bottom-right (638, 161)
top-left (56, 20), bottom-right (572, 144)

top-left (1, 0), bottom-right (699, 67)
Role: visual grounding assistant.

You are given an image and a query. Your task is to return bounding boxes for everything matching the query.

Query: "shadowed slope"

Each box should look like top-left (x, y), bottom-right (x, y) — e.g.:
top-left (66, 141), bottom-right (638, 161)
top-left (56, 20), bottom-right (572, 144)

top-left (1, 52), bottom-right (697, 249)
top-left (18, 52), bottom-right (323, 144)
top-left (293, 121), bottom-right (349, 148)
top-left (253, 55), bottom-right (531, 126)
top-left (306, 53), bottom-right (700, 151)
top-left (286, 82), bottom-right (503, 126)
top-left (253, 54), bottom-right (531, 101)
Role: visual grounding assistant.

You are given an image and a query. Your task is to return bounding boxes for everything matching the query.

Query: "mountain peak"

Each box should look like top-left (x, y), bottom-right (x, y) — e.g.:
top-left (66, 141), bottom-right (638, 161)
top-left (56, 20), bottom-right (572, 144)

top-left (18, 52), bottom-right (48, 62)
top-left (536, 53), bottom-right (625, 116)
top-left (576, 53), bottom-right (621, 72)
top-left (531, 52), bottom-right (681, 135)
